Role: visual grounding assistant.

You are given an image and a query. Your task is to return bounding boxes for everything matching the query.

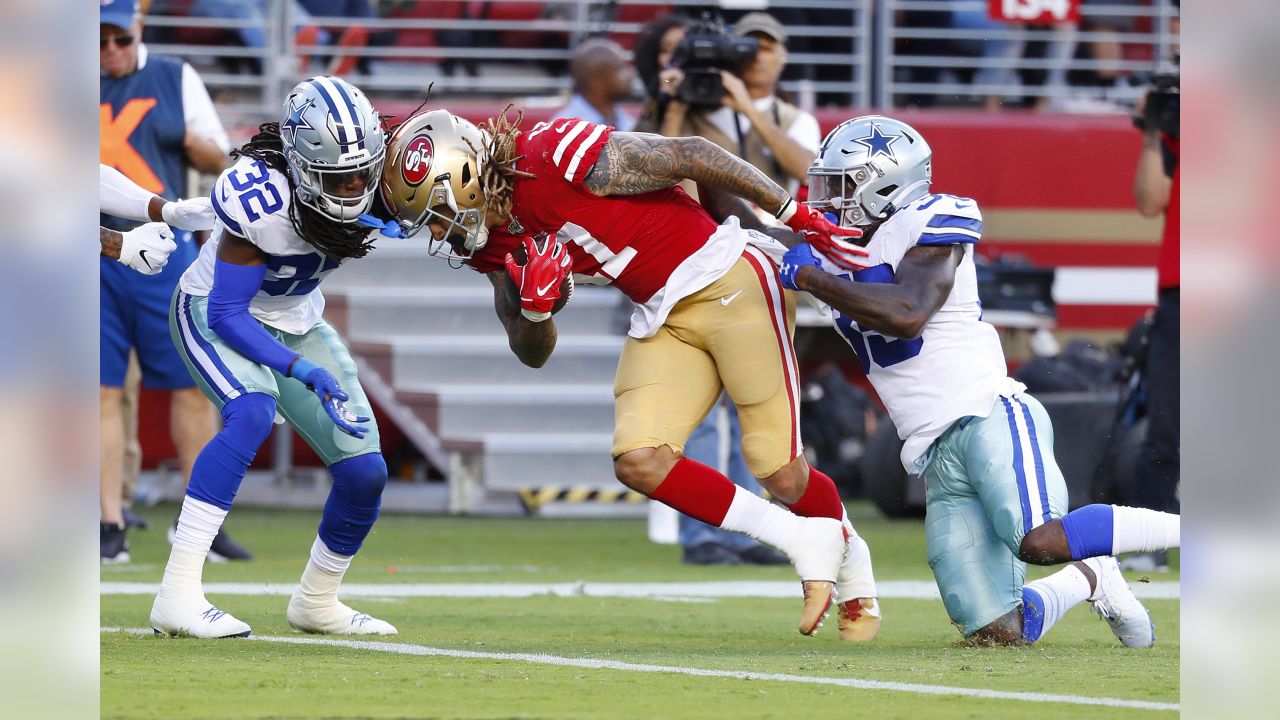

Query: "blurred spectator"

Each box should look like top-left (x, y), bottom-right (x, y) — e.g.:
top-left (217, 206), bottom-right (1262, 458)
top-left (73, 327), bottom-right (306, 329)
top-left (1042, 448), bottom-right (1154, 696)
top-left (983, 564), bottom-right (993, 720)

top-left (189, 0), bottom-right (313, 73)
top-left (297, 0), bottom-right (390, 77)
top-left (552, 37), bottom-right (636, 131)
top-left (1123, 79), bottom-right (1179, 572)
top-left (190, 0), bottom-right (381, 76)
top-left (100, 0), bottom-right (248, 563)
top-left (900, 7), bottom-right (1075, 109)
top-left (633, 13), bottom-right (689, 133)
top-left (950, 7), bottom-right (1027, 111)
top-left (642, 12), bottom-right (819, 197)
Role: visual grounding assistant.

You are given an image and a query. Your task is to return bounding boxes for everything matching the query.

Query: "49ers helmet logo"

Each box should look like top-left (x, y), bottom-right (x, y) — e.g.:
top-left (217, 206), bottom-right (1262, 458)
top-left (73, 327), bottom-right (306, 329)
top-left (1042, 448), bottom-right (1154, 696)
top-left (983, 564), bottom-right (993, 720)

top-left (400, 135), bottom-right (434, 187)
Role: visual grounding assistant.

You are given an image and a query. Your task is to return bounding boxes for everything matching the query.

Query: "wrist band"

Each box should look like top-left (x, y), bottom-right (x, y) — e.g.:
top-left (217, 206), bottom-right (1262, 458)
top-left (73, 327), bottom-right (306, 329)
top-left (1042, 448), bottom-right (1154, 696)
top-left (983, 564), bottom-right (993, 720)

top-left (520, 309), bottom-right (552, 323)
top-left (775, 197), bottom-right (797, 224)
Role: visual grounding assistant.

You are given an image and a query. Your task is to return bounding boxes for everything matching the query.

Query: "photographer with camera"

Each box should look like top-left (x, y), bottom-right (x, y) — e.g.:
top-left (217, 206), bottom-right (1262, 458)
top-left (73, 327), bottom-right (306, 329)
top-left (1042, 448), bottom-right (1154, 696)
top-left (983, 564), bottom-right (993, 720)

top-left (1126, 62), bottom-right (1179, 572)
top-left (637, 12), bottom-right (820, 197)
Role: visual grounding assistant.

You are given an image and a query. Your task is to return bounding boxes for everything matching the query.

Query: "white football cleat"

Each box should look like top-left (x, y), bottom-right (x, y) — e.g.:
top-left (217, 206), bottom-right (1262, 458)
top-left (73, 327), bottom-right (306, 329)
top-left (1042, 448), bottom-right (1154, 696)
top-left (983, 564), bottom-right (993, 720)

top-left (1085, 555), bottom-right (1155, 648)
top-left (287, 590), bottom-right (397, 635)
top-left (150, 592), bottom-right (251, 639)
top-left (784, 516), bottom-right (846, 635)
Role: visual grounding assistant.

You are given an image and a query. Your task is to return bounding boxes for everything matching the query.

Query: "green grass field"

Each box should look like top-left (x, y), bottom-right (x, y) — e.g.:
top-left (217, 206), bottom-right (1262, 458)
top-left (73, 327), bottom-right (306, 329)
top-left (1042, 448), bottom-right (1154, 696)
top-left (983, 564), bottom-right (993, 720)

top-left (101, 503), bottom-right (1178, 719)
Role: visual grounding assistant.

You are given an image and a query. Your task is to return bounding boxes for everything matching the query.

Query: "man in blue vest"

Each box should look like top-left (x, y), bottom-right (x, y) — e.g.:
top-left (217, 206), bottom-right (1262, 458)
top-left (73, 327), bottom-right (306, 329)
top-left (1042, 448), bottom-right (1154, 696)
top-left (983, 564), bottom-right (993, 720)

top-left (100, 0), bottom-right (241, 563)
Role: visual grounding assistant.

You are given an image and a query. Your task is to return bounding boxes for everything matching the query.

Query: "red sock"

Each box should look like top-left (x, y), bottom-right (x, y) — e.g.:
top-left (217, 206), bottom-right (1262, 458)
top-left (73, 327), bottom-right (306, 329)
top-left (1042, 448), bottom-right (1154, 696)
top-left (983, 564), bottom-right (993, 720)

top-left (787, 467), bottom-right (844, 521)
top-left (649, 458), bottom-right (737, 527)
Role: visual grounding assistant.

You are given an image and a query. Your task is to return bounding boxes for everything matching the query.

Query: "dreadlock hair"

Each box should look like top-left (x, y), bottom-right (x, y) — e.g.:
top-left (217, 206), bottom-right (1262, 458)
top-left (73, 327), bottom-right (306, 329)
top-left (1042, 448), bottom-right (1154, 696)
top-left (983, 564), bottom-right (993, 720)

top-left (230, 122), bottom-right (379, 260)
top-left (472, 105), bottom-right (536, 224)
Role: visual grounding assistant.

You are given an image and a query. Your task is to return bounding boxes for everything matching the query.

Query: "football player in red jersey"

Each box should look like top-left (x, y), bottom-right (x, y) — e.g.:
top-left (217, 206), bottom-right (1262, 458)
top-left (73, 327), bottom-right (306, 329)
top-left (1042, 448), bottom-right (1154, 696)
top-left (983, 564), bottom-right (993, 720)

top-left (380, 110), bottom-right (881, 638)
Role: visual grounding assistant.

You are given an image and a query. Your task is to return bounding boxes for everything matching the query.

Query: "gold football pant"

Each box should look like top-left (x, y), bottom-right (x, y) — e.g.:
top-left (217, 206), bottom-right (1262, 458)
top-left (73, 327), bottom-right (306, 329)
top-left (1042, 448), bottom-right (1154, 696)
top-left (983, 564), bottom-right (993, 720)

top-left (612, 247), bottom-right (801, 478)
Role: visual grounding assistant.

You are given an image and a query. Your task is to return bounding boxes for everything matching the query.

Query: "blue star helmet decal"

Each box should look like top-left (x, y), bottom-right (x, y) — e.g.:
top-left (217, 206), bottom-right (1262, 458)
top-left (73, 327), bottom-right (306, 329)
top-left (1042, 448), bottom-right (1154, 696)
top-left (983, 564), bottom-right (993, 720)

top-left (282, 96), bottom-right (317, 146)
top-left (851, 123), bottom-right (901, 164)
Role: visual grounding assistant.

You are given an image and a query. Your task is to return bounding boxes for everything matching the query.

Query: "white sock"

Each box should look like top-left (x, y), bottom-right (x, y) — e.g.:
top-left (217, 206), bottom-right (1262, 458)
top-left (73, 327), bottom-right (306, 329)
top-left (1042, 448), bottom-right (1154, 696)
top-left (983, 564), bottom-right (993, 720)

top-left (1111, 505), bottom-right (1180, 554)
top-left (1022, 564), bottom-right (1092, 642)
top-left (296, 536), bottom-right (353, 605)
top-left (720, 485), bottom-right (803, 553)
top-left (842, 531), bottom-right (879, 600)
top-left (159, 497), bottom-right (227, 596)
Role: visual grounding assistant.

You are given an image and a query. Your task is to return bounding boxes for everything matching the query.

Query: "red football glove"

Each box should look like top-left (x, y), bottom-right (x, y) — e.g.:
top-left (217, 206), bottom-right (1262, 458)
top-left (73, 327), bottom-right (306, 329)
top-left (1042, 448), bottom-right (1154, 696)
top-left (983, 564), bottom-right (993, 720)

top-left (504, 235), bottom-right (573, 322)
top-left (779, 200), bottom-right (869, 272)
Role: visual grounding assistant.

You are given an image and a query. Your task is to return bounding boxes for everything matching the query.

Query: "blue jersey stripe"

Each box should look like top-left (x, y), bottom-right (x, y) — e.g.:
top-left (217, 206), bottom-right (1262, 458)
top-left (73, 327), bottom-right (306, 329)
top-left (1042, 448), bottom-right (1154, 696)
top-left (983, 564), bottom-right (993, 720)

top-left (1002, 397), bottom-right (1034, 534)
top-left (926, 214), bottom-right (984, 234)
top-left (328, 79), bottom-right (367, 151)
top-left (1018, 399), bottom-right (1053, 524)
top-left (210, 192), bottom-right (245, 236)
top-left (916, 233), bottom-right (977, 246)
top-left (308, 79), bottom-right (349, 146)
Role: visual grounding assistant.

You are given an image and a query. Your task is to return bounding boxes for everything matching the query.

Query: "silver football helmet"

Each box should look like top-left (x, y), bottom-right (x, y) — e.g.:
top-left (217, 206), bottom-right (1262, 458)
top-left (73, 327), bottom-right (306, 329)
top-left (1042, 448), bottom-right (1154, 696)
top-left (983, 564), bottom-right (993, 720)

top-left (806, 115), bottom-right (932, 228)
top-left (281, 76), bottom-right (386, 223)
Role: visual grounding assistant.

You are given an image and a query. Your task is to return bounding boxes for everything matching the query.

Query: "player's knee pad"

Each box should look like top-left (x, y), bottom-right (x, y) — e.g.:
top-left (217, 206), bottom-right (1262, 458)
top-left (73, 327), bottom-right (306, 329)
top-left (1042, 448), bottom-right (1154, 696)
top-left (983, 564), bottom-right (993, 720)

top-left (320, 453), bottom-right (387, 556)
top-left (187, 393), bottom-right (277, 510)
top-left (221, 392), bottom-right (277, 453)
top-left (1059, 504), bottom-right (1115, 560)
top-left (329, 452), bottom-right (388, 506)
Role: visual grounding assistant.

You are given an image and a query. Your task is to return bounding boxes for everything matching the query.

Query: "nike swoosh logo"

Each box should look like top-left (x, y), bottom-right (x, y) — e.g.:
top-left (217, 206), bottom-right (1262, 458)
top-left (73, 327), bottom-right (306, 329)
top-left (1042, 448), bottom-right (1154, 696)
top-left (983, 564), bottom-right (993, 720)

top-left (720, 290), bottom-right (744, 307)
top-left (138, 249), bottom-right (152, 269)
top-left (536, 280), bottom-right (558, 296)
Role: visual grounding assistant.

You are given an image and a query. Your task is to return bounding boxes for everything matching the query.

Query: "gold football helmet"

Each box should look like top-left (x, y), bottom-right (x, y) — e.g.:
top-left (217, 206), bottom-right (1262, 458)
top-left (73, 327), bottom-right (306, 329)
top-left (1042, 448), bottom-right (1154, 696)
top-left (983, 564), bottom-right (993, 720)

top-left (380, 109), bottom-right (490, 261)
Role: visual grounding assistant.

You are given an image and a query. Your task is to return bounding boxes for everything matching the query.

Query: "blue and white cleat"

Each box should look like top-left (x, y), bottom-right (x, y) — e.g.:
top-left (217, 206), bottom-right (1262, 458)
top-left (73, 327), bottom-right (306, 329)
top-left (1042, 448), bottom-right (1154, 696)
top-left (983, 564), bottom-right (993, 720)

top-left (1084, 555), bottom-right (1155, 648)
top-left (150, 592), bottom-right (251, 639)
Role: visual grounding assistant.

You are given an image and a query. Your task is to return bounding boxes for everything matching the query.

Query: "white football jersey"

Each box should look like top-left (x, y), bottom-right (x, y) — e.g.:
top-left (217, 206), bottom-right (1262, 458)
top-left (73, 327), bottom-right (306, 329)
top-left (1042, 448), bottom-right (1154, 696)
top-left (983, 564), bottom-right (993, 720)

top-left (180, 156), bottom-right (346, 335)
top-left (817, 193), bottom-right (1024, 469)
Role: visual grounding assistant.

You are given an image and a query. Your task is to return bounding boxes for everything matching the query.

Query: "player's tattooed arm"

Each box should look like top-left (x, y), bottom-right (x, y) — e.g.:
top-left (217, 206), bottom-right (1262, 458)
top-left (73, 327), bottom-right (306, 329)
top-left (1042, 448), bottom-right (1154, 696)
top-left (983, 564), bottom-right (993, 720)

top-left (583, 132), bottom-right (792, 215)
top-left (100, 227), bottom-right (123, 260)
top-left (487, 270), bottom-right (557, 368)
top-left (696, 184), bottom-right (805, 247)
top-left (796, 245), bottom-right (962, 339)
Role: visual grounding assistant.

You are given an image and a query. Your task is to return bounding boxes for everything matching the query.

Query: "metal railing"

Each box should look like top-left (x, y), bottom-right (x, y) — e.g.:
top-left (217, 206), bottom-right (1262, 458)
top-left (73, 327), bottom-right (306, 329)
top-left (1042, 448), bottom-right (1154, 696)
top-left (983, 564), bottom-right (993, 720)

top-left (140, 0), bottom-right (1176, 124)
top-left (141, 0), bottom-right (874, 125)
top-left (880, 0), bottom-right (1179, 109)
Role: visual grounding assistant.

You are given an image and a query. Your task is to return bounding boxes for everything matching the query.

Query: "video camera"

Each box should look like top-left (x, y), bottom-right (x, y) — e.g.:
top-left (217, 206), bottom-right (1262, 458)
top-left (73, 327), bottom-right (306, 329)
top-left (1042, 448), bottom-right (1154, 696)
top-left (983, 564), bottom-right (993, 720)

top-left (670, 15), bottom-right (759, 109)
top-left (1131, 59), bottom-right (1179, 139)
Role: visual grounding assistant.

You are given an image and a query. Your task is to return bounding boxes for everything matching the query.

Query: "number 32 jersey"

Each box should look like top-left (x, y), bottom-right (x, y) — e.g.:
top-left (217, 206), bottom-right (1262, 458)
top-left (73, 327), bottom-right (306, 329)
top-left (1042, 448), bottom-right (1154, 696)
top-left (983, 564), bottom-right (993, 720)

top-left (181, 156), bottom-right (345, 335)
top-left (819, 193), bottom-right (1024, 469)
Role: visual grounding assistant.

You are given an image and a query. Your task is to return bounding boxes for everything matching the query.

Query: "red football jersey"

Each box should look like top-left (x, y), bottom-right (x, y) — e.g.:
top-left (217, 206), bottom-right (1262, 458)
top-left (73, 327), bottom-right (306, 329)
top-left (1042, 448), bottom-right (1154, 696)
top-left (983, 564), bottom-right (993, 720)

top-left (469, 118), bottom-right (720, 303)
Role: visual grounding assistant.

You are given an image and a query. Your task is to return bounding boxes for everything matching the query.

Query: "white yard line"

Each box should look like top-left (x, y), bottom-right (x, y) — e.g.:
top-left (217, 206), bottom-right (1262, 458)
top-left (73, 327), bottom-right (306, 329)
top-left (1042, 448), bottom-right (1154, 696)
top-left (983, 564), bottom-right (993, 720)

top-left (100, 579), bottom-right (1180, 600)
top-left (100, 627), bottom-right (1178, 712)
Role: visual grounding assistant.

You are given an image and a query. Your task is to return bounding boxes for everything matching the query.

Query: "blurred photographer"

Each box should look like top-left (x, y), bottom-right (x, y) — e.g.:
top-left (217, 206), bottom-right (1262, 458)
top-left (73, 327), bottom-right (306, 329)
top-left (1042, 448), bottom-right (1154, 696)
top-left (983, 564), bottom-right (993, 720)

top-left (1126, 63), bottom-right (1179, 571)
top-left (637, 12), bottom-right (820, 196)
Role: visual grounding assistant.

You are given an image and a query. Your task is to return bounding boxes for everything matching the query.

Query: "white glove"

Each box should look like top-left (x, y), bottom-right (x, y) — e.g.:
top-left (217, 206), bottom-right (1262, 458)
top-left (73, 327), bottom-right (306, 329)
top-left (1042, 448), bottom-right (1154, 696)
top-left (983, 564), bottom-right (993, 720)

top-left (118, 222), bottom-right (177, 275)
top-left (161, 196), bottom-right (217, 231)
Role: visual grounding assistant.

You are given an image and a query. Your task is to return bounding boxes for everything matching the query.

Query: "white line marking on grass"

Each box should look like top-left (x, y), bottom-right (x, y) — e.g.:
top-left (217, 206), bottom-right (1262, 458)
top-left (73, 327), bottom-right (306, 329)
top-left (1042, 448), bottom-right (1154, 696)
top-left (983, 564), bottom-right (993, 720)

top-left (100, 627), bottom-right (1177, 712)
top-left (100, 579), bottom-right (1180, 600)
